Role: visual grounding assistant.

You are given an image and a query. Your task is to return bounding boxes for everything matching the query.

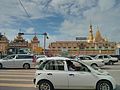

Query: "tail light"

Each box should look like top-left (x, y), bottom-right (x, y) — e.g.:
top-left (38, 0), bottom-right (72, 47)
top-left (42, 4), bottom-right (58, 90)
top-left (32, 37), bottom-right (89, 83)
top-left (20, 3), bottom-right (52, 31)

top-left (32, 55), bottom-right (36, 63)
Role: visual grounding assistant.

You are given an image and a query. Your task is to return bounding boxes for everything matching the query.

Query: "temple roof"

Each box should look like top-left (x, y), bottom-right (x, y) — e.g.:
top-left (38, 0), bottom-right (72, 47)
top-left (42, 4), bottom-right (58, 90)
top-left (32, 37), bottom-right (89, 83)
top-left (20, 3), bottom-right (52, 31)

top-left (31, 35), bottom-right (39, 43)
top-left (0, 33), bottom-right (9, 42)
top-left (14, 34), bottom-right (25, 42)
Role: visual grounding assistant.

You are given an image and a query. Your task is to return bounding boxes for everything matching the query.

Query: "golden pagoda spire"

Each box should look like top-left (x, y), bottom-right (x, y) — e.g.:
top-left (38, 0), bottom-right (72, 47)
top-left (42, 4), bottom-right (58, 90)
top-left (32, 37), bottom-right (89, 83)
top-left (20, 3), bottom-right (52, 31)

top-left (87, 24), bottom-right (94, 43)
top-left (94, 26), bottom-right (105, 42)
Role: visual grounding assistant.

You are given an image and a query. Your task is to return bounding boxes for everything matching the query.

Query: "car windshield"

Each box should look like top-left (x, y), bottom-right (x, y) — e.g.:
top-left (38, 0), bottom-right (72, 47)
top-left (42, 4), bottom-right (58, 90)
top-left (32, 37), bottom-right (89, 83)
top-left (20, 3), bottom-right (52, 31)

top-left (3, 55), bottom-right (15, 60)
top-left (37, 60), bottom-right (48, 70)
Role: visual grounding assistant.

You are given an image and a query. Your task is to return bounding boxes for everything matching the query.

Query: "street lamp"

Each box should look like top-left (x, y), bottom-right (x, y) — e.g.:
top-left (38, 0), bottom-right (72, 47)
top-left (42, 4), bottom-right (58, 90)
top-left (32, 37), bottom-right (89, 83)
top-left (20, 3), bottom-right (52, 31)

top-left (42, 32), bottom-right (49, 55)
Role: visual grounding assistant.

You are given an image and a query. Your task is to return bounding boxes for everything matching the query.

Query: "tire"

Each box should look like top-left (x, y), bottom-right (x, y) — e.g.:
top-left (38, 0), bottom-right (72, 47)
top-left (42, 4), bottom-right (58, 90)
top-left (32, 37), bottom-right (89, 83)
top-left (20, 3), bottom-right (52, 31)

top-left (0, 63), bottom-right (2, 69)
top-left (23, 63), bottom-right (30, 69)
top-left (96, 80), bottom-right (113, 90)
top-left (109, 61), bottom-right (114, 65)
top-left (39, 80), bottom-right (54, 90)
top-left (91, 63), bottom-right (98, 68)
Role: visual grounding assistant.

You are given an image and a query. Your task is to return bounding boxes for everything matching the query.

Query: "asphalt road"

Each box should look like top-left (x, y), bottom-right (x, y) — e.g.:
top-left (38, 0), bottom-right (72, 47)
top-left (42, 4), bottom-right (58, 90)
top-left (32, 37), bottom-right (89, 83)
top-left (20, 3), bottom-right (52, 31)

top-left (0, 61), bottom-right (120, 90)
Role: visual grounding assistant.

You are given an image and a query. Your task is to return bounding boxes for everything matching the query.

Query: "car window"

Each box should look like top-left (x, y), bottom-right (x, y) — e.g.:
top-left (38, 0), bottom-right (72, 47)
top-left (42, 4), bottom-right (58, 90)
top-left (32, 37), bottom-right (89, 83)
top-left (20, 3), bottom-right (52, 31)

top-left (66, 60), bottom-right (90, 72)
top-left (16, 55), bottom-right (33, 59)
top-left (78, 57), bottom-right (85, 60)
top-left (45, 61), bottom-right (55, 70)
top-left (3, 55), bottom-right (15, 60)
top-left (104, 55), bottom-right (109, 58)
top-left (45, 60), bottom-right (65, 71)
top-left (98, 56), bottom-right (103, 59)
top-left (84, 57), bottom-right (92, 60)
top-left (37, 60), bottom-right (49, 70)
top-left (55, 60), bottom-right (64, 71)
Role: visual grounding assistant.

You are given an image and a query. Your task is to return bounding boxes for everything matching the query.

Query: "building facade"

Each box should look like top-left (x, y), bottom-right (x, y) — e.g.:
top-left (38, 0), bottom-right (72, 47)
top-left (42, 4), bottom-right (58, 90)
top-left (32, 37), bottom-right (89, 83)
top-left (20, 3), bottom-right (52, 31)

top-left (0, 33), bottom-right (43, 56)
top-left (48, 25), bottom-right (116, 56)
top-left (0, 34), bottom-right (9, 57)
top-left (30, 35), bottom-right (43, 54)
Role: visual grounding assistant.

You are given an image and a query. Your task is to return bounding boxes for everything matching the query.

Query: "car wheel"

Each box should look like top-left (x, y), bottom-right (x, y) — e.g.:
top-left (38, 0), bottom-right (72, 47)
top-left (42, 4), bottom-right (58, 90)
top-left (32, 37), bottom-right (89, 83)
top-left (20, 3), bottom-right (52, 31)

top-left (91, 63), bottom-right (98, 68)
top-left (39, 80), bottom-right (54, 90)
top-left (96, 81), bottom-right (113, 90)
top-left (109, 61), bottom-right (113, 65)
top-left (0, 63), bottom-right (3, 69)
top-left (23, 63), bottom-right (30, 69)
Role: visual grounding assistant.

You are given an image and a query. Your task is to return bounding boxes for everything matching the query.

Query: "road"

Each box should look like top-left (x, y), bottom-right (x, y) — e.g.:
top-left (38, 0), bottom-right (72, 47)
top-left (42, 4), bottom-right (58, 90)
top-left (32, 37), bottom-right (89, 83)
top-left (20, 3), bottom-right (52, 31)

top-left (0, 62), bottom-right (120, 90)
top-left (0, 69), bottom-right (37, 90)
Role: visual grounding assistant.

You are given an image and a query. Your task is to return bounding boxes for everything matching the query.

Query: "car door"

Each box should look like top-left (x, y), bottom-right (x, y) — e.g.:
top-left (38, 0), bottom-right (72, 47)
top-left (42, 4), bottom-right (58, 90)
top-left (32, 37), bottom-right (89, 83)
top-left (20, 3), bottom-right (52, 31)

top-left (67, 60), bottom-right (97, 89)
top-left (44, 60), bottom-right (68, 89)
top-left (82, 56), bottom-right (93, 65)
top-left (2, 55), bottom-right (16, 68)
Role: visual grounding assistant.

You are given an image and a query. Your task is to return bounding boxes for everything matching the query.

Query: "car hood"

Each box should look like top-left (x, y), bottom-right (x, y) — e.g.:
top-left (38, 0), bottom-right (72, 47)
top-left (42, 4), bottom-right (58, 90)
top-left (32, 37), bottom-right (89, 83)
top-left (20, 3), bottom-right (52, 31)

top-left (87, 65), bottom-right (109, 75)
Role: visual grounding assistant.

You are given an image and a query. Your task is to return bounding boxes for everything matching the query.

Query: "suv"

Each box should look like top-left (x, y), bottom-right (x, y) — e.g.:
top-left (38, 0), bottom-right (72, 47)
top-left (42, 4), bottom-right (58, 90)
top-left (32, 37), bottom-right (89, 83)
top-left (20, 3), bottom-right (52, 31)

top-left (0, 54), bottom-right (36, 69)
top-left (95, 55), bottom-right (118, 65)
top-left (33, 57), bottom-right (116, 90)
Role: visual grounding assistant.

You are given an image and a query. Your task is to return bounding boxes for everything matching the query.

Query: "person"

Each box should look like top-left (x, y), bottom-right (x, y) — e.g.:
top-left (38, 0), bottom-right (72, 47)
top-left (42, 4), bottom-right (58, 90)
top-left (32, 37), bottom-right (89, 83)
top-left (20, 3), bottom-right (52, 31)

top-left (67, 60), bottom-right (76, 71)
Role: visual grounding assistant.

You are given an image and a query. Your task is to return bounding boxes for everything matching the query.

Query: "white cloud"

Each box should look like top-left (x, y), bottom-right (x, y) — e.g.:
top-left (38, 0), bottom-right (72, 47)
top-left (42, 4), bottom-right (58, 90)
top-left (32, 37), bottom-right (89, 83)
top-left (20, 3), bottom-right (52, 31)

top-left (98, 0), bottom-right (115, 11)
top-left (0, 0), bottom-right (120, 45)
top-left (59, 20), bottom-right (83, 37)
top-left (0, 28), bottom-right (19, 41)
top-left (25, 27), bottom-right (35, 33)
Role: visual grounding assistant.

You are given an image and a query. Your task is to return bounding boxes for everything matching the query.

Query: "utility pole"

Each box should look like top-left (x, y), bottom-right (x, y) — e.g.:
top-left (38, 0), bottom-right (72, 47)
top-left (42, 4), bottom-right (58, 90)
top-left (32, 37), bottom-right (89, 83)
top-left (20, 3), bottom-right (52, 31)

top-left (42, 32), bottom-right (48, 54)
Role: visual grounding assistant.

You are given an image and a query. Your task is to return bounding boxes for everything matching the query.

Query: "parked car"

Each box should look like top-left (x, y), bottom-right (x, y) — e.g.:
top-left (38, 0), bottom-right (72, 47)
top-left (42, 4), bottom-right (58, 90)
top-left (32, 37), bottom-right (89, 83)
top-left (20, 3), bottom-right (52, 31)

top-left (35, 55), bottom-right (47, 68)
top-left (76, 55), bottom-right (104, 68)
top-left (35, 55), bottom-right (47, 59)
top-left (33, 57), bottom-right (116, 90)
top-left (95, 54), bottom-right (118, 65)
top-left (110, 54), bottom-right (120, 60)
top-left (0, 54), bottom-right (36, 69)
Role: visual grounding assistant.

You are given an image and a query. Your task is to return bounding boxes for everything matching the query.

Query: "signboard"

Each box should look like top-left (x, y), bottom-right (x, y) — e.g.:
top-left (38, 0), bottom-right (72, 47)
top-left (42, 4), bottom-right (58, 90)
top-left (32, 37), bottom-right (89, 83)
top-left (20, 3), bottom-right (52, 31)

top-left (76, 37), bottom-right (87, 41)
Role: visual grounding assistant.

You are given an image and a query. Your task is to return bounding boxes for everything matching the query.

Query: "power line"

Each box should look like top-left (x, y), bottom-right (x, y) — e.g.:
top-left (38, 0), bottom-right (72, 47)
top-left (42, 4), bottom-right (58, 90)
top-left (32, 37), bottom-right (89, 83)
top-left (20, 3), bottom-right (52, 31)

top-left (18, 0), bottom-right (30, 18)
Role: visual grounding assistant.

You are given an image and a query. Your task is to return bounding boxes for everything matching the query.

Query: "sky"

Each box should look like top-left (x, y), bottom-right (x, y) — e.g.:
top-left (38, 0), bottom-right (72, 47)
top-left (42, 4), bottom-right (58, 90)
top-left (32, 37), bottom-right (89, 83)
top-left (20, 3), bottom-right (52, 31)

top-left (0, 0), bottom-right (120, 48)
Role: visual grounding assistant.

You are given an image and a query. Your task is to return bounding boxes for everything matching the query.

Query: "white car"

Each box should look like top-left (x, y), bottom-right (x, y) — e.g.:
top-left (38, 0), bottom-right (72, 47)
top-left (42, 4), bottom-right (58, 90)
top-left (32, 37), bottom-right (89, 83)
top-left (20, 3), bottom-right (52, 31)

top-left (76, 55), bottom-right (104, 68)
top-left (35, 55), bottom-right (47, 59)
top-left (0, 54), bottom-right (35, 69)
top-left (95, 55), bottom-right (118, 65)
top-left (33, 57), bottom-right (116, 90)
top-left (35, 55), bottom-right (47, 68)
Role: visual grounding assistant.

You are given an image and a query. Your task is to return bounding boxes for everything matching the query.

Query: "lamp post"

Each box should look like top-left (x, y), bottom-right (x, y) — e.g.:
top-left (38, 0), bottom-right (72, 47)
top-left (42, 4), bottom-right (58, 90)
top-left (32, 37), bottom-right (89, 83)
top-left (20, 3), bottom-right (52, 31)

top-left (42, 32), bottom-right (49, 55)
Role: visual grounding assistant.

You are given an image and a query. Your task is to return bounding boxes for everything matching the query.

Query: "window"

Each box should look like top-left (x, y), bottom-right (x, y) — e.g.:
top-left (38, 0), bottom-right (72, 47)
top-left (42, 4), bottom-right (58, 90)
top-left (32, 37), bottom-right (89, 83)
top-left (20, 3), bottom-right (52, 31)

top-left (3, 55), bottom-right (15, 60)
top-left (16, 55), bottom-right (33, 59)
top-left (66, 60), bottom-right (90, 72)
top-left (45, 60), bottom-right (64, 71)
top-left (45, 61), bottom-right (55, 70)
top-left (38, 61), bottom-right (49, 70)
top-left (55, 60), bottom-right (64, 70)
top-left (84, 57), bottom-right (92, 60)
top-left (104, 55), bottom-right (109, 59)
top-left (98, 56), bottom-right (103, 59)
top-left (78, 57), bottom-right (85, 60)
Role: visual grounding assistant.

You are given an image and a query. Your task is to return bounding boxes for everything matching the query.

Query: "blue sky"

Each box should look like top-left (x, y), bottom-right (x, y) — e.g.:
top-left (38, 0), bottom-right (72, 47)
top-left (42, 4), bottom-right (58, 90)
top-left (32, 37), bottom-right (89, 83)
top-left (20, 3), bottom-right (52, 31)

top-left (0, 0), bottom-right (120, 48)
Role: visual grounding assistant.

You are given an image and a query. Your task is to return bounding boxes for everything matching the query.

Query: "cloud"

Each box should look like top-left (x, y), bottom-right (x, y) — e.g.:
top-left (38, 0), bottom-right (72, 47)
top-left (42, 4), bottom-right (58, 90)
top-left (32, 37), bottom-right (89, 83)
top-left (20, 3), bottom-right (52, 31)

top-left (98, 0), bottom-right (115, 11)
top-left (0, 0), bottom-right (120, 47)
top-left (0, 28), bottom-right (19, 41)
top-left (25, 27), bottom-right (35, 33)
top-left (59, 20), bottom-right (83, 37)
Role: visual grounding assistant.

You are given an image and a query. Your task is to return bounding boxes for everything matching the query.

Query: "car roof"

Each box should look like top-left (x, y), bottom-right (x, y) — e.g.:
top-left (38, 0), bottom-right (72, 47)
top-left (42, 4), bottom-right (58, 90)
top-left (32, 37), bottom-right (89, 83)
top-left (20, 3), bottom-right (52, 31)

top-left (37, 57), bottom-right (71, 61)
